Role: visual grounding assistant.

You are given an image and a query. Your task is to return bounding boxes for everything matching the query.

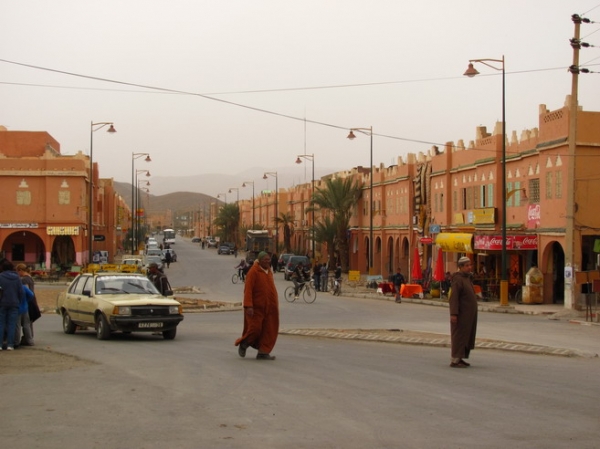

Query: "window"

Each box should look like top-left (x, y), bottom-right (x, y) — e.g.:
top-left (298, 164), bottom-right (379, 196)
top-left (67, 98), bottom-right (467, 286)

top-left (555, 171), bottom-right (562, 199)
top-left (545, 172), bottom-right (553, 199)
top-left (487, 183), bottom-right (494, 207)
top-left (529, 179), bottom-right (540, 203)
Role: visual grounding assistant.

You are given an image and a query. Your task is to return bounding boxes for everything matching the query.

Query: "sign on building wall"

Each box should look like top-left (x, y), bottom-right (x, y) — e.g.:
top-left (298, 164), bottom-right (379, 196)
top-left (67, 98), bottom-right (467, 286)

top-left (47, 226), bottom-right (80, 235)
top-left (0, 223), bottom-right (39, 229)
top-left (474, 234), bottom-right (538, 250)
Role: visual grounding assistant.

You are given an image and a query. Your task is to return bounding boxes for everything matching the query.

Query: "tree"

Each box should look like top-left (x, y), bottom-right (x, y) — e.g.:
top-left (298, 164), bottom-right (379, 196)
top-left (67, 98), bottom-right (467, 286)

top-left (275, 212), bottom-right (294, 252)
top-left (310, 177), bottom-right (361, 271)
top-left (214, 203), bottom-right (240, 244)
top-left (313, 215), bottom-right (337, 266)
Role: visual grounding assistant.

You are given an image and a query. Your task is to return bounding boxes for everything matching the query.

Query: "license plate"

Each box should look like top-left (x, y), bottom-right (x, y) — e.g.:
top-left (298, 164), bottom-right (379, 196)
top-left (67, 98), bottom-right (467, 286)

top-left (139, 322), bottom-right (163, 328)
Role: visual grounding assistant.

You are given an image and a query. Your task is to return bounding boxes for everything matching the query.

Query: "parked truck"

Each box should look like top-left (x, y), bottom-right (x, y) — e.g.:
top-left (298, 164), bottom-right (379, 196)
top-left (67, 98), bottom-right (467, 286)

top-left (245, 230), bottom-right (273, 264)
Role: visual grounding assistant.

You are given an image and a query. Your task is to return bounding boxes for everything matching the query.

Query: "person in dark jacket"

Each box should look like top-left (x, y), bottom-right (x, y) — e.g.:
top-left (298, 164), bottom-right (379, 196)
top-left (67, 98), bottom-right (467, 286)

top-left (0, 259), bottom-right (25, 350)
top-left (449, 256), bottom-right (478, 368)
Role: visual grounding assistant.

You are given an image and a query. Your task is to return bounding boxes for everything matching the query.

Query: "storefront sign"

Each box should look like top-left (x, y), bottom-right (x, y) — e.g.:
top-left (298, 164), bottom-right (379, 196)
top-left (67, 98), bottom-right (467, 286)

top-left (471, 208), bottom-right (496, 225)
top-left (435, 233), bottom-right (473, 253)
top-left (474, 234), bottom-right (538, 250)
top-left (47, 226), bottom-right (80, 235)
top-left (0, 223), bottom-right (39, 229)
top-left (420, 237), bottom-right (433, 244)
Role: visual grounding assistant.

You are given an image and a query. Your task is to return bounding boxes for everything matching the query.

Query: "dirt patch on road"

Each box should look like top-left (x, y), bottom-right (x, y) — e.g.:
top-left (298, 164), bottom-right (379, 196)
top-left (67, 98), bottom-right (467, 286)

top-left (0, 347), bottom-right (96, 375)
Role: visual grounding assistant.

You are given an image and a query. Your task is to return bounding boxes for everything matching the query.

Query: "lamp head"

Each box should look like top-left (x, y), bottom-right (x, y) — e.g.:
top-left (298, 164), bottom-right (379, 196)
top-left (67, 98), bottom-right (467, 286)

top-left (107, 125), bottom-right (117, 133)
top-left (242, 183), bottom-right (247, 187)
top-left (463, 63), bottom-right (479, 77)
top-left (263, 174), bottom-right (268, 179)
top-left (145, 155), bottom-right (151, 162)
top-left (347, 130), bottom-right (357, 140)
top-left (295, 157), bottom-right (302, 164)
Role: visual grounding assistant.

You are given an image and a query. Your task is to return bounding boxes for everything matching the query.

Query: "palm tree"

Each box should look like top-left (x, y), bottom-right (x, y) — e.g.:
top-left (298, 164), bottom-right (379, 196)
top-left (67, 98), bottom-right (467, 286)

top-left (275, 212), bottom-right (294, 252)
top-left (214, 203), bottom-right (240, 244)
top-left (313, 216), bottom-right (337, 265)
top-left (310, 177), bottom-right (361, 271)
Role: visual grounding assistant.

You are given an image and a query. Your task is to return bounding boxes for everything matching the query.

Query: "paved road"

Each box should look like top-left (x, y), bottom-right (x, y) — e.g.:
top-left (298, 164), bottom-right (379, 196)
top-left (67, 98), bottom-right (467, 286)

top-left (4, 238), bottom-right (598, 449)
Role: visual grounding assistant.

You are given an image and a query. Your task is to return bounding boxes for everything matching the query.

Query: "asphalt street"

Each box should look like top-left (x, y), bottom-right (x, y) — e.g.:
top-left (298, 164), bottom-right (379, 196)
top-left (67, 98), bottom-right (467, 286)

top-left (3, 237), bottom-right (599, 449)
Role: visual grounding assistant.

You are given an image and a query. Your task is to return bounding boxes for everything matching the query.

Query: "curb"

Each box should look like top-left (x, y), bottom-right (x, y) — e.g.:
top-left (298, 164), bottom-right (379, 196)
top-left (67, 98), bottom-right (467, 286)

top-left (279, 328), bottom-right (599, 359)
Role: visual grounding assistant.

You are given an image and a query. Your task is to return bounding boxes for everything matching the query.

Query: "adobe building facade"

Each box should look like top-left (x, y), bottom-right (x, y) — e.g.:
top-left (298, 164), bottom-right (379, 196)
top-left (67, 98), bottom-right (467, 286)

top-left (243, 98), bottom-right (600, 308)
top-left (0, 127), bottom-right (128, 270)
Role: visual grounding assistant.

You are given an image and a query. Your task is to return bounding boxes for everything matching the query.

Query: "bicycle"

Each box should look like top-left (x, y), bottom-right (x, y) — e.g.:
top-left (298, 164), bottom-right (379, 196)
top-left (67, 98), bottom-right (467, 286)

top-left (284, 281), bottom-right (317, 303)
top-left (232, 270), bottom-right (245, 284)
top-left (331, 277), bottom-right (342, 296)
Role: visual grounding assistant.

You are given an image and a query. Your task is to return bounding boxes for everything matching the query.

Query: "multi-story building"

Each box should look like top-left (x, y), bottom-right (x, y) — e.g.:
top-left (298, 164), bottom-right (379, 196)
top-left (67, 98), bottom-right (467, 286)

top-left (0, 127), bottom-right (128, 269)
top-left (246, 98), bottom-right (600, 308)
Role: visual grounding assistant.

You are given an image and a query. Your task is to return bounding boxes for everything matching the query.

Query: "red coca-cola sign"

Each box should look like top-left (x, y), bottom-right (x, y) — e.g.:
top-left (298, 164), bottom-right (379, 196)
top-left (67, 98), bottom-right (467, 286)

top-left (474, 234), bottom-right (538, 250)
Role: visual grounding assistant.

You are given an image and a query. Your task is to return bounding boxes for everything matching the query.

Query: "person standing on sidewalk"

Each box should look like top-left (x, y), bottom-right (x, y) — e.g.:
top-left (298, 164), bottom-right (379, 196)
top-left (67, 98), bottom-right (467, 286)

top-left (449, 256), bottom-right (478, 368)
top-left (0, 259), bottom-right (25, 351)
top-left (235, 251), bottom-right (279, 360)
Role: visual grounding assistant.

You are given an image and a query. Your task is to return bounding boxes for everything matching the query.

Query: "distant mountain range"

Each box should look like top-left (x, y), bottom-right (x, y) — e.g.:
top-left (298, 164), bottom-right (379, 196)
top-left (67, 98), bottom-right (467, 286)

top-left (112, 165), bottom-right (338, 214)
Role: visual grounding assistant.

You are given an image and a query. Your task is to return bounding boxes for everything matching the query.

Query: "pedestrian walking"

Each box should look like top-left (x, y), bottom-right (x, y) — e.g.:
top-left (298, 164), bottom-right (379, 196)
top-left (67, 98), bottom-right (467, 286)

top-left (392, 267), bottom-right (406, 303)
top-left (147, 263), bottom-right (172, 296)
top-left (0, 259), bottom-right (25, 351)
top-left (235, 251), bottom-right (279, 360)
top-left (164, 250), bottom-right (172, 268)
top-left (449, 256), bottom-right (478, 368)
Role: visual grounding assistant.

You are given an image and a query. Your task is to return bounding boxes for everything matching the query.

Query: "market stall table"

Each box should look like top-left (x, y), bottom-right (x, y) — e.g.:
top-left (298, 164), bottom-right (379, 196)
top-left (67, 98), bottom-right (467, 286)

top-left (400, 283), bottom-right (423, 298)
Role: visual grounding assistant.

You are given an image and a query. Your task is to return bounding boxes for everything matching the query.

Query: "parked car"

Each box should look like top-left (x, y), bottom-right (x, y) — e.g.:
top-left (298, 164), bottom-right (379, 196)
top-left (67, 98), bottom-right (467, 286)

top-left (161, 248), bottom-right (177, 262)
top-left (207, 239), bottom-right (218, 248)
top-left (284, 255), bottom-right (311, 280)
top-left (217, 245), bottom-right (231, 255)
top-left (146, 248), bottom-right (162, 257)
top-left (278, 253), bottom-right (294, 272)
top-left (191, 236), bottom-right (201, 243)
top-left (55, 272), bottom-right (183, 340)
top-left (143, 255), bottom-right (164, 273)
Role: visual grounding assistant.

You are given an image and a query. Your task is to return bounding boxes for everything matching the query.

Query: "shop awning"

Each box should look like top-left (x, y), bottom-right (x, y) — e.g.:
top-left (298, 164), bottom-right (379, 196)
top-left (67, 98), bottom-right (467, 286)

top-left (435, 233), bottom-right (473, 253)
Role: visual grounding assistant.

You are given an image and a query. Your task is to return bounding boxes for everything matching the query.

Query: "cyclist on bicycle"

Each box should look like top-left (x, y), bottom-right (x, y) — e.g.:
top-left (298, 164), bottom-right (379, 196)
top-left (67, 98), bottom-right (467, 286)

top-left (234, 259), bottom-right (249, 281)
top-left (292, 262), bottom-right (309, 300)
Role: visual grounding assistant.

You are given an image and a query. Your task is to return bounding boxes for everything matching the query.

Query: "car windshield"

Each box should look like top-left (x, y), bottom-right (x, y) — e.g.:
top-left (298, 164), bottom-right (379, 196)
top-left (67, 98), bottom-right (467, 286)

top-left (95, 276), bottom-right (160, 295)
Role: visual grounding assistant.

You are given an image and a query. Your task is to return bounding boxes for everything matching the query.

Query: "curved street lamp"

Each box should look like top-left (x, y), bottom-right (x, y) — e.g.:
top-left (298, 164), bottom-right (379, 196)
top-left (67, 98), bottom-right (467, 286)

top-left (134, 169), bottom-right (151, 253)
top-left (131, 152), bottom-right (151, 253)
top-left (89, 121), bottom-right (116, 264)
top-left (295, 155), bottom-right (315, 261)
top-left (464, 56), bottom-right (507, 306)
top-left (263, 171), bottom-right (278, 253)
top-left (347, 127), bottom-right (373, 274)
top-left (242, 181), bottom-right (255, 228)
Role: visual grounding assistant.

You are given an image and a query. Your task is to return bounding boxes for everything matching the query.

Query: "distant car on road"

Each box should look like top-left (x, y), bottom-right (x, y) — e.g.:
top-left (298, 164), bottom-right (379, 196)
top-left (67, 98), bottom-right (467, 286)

top-left (191, 236), bottom-right (201, 243)
top-left (143, 255), bottom-right (164, 273)
top-left (217, 245), bottom-right (231, 255)
top-left (56, 272), bottom-right (183, 340)
top-left (278, 253), bottom-right (294, 272)
top-left (207, 239), bottom-right (218, 248)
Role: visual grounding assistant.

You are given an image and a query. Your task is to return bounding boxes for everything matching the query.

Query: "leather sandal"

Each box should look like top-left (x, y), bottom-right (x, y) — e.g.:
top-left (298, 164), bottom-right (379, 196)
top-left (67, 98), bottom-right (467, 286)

top-left (459, 359), bottom-right (471, 367)
top-left (256, 353), bottom-right (276, 360)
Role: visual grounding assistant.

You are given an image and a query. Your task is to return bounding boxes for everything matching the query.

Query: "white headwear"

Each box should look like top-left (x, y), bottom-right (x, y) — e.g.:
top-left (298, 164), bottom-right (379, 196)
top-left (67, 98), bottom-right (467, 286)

top-left (458, 256), bottom-right (471, 266)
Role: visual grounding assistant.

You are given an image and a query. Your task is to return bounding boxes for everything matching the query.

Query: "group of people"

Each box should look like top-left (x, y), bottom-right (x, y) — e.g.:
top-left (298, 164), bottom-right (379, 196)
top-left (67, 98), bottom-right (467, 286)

top-left (0, 259), bottom-right (41, 351)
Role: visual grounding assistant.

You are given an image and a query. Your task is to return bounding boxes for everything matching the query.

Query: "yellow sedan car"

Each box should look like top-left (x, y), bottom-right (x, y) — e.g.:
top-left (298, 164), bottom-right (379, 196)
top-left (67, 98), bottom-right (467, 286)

top-left (56, 272), bottom-right (183, 340)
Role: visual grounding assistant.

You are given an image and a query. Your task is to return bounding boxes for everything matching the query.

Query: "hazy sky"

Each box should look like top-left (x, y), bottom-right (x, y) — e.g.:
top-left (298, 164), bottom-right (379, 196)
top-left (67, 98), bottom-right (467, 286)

top-left (2, 1), bottom-right (599, 199)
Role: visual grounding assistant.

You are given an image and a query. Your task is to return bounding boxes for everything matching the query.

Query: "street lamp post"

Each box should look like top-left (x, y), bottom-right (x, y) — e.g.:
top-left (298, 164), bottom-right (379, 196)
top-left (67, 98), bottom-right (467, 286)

top-left (464, 56), bottom-right (508, 306)
top-left (218, 193), bottom-right (227, 204)
top-left (347, 127), bottom-right (374, 274)
top-left (263, 171), bottom-right (278, 253)
top-left (131, 152), bottom-right (151, 253)
top-left (228, 187), bottom-right (240, 203)
top-left (134, 169), bottom-right (151, 253)
top-left (295, 155), bottom-right (315, 261)
top-left (89, 121), bottom-right (116, 264)
top-left (242, 181), bottom-right (255, 228)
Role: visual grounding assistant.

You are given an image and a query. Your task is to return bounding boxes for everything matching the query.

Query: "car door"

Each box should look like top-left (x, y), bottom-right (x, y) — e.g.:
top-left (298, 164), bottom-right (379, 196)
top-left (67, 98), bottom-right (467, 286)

top-left (62, 275), bottom-right (90, 323)
top-left (76, 275), bottom-right (98, 326)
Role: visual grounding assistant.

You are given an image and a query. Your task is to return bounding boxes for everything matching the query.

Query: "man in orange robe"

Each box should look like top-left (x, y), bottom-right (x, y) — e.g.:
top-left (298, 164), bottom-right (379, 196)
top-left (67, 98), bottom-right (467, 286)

top-left (235, 251), bottom-right (279, 360)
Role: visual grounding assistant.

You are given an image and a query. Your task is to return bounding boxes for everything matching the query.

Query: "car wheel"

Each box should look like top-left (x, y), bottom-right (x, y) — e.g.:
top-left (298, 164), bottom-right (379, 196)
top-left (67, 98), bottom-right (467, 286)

top-left (96, 314), bottom-right (111, 340)
top-left (163, 328), bottom-right (177, 340)
top-left (62, 312), bottom-right (77, 334)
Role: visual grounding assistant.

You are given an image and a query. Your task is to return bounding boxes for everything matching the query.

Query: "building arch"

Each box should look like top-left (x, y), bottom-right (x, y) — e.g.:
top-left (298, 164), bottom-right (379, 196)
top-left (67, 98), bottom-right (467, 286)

top-left (1, 230), bottom-right (46, 267)
top-left (541, 240), bottom-right (565, 304)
